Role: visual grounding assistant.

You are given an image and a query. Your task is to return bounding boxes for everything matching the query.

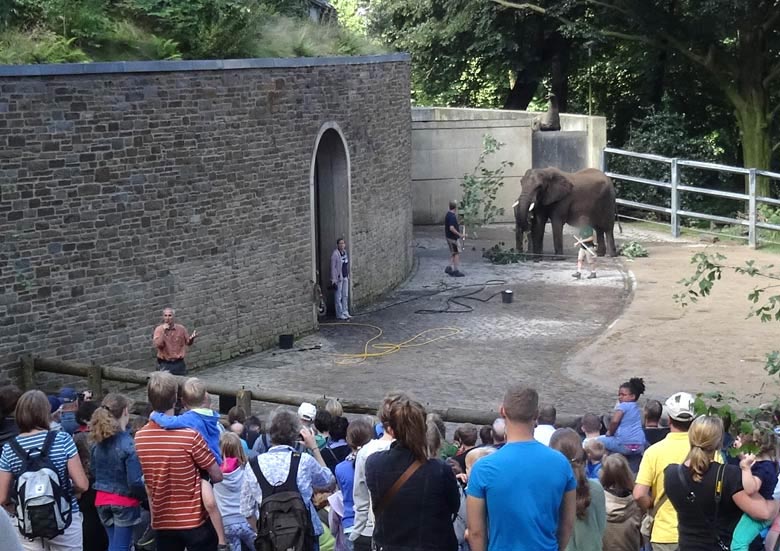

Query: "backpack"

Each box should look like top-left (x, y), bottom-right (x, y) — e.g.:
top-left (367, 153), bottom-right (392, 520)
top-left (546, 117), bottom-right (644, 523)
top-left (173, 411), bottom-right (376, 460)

top-left (250, 452), bottom-right (314, 551)
top-left (9, 431), bottom-right (73, 539)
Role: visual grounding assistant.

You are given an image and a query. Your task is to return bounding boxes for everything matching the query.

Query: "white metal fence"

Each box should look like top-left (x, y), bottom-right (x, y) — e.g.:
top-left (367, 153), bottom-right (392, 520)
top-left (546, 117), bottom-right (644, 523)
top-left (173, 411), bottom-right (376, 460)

top-left (601, 148), bottom-right (780, 247)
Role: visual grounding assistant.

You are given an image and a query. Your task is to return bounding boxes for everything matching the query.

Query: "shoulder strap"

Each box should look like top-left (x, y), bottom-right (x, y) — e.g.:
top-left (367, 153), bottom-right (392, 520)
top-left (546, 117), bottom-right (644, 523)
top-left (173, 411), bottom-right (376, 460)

top-left (8, 437), bottom-right (30, 468)
top-left (676, 463), bottom-right (727, 546)
top-left (280, 452), bottom-right (302, 492)
top-left (249, 456), bottom-right (275, 498)
top-left (40, 431), bottom-right (57, 459)
top-left (653, 492), bottom-right (669, 513)
top-left (374, 460), bottom-right (423, 516)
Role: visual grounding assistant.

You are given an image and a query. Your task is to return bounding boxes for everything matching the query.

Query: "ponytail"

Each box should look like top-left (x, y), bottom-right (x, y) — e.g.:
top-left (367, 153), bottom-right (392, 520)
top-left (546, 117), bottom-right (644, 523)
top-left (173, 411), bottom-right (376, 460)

top-left (550, 428), bottom-right (591, 519)
top-left (90, 393), bottom-right (131, 443)
top-left (685, 416), bottom-right (723, 482)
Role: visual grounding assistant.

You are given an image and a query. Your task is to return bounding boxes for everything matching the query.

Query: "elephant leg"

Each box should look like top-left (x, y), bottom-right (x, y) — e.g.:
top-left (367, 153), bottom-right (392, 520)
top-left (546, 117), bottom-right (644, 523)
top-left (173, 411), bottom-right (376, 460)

top-left (551, 219), bottom-right (565, 260)
top-left (606, 229), bottom-right (617, 257)
top-left (596, 229), bottom-right (607, 257)
top-left (531, 216), bottom-right (546, 260)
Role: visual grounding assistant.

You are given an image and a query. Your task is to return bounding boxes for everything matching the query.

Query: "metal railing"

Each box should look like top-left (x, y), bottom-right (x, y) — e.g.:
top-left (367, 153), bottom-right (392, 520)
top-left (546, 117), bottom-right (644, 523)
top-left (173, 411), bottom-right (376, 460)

top-left (601, 148), bottom-right (780, 247)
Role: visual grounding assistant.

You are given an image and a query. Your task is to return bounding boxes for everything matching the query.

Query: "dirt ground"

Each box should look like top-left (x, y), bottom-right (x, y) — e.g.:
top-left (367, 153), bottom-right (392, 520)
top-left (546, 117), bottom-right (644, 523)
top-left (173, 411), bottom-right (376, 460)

top-left (189, 222), bottom-right (780, 420)
top-left (567, 229), bottom-right (780, 407)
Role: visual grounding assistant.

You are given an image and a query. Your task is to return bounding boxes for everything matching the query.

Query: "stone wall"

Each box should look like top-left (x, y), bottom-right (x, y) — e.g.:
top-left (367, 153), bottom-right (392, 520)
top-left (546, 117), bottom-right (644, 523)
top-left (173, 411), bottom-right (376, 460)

top-left (0, 55), bottom-right (413, 385)
top-left (411, 107), bottom-right (607, 224)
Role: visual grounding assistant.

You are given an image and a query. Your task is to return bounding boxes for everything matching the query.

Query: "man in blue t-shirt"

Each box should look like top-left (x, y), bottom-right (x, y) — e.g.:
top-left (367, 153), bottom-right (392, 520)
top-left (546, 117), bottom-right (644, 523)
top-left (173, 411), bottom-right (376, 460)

top-left (467, 386), bottom-right (576, 551)
top-left (444, 201), bottom-right (465, 277)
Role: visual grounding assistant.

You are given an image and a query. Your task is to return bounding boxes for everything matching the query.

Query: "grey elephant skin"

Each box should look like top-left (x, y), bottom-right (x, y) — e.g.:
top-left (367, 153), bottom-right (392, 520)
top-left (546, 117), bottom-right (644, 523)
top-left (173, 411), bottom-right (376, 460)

top-left (514, 167), bottom-right (618, 259)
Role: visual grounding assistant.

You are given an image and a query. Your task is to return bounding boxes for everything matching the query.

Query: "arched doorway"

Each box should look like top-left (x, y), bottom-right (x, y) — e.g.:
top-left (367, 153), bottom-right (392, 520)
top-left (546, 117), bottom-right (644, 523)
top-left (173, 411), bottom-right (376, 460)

top-left (310, 125), bottom-right (351, 318)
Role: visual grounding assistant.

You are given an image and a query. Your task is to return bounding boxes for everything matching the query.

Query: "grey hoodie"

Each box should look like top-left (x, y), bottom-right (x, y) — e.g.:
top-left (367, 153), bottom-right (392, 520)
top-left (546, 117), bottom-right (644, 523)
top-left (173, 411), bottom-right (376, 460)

top-left (214, 465), bottom-right (247, 526)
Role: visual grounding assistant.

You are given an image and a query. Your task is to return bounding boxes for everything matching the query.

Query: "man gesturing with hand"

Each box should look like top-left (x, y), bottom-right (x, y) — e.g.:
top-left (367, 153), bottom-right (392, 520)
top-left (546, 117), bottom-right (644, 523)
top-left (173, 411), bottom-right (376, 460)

top-left (153, 307), bottom-right (198, 375)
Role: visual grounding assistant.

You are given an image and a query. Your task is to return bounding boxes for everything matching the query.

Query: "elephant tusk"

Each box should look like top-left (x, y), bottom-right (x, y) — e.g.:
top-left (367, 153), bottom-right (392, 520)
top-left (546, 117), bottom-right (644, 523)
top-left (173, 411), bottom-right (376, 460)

top-left (528, 201), bottom-right (535, 212)
top-left (512, 200), bottom-right (519, 208)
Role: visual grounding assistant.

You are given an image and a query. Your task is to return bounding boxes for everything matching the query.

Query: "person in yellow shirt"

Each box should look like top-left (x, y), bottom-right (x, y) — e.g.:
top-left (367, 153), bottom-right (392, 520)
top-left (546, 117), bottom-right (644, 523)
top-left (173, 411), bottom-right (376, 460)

top-left (633, 391), bottom-right (707, 551)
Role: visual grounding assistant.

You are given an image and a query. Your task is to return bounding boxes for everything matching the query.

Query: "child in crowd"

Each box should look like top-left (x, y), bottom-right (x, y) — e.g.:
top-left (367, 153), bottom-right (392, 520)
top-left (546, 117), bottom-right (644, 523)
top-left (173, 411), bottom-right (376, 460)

top-left (90, 393), bottom-right (146, 551)
top-left (332, 417), bottom-right (374, 551)
top-left (599, 378), bottom-right (647, 456)
top-left (150, 377), bottom-right (228, 550)
top-left (551, 428), bottom-right (606, 551)
top-left (227, 406), bottom-right (250, 452)
top-left (730, 431), bottom-right (779, 551)
top-left (584, 439), bottom-right (605, 480)
top-left (642, 399), bottom-right (669, 446)
top-left (454, 446), bottom-right (496, 551)
top-left (213, 432), bottom-right (256, 551)
top-left (599, 454), bottom-right (642, 551)
top-left (581, 413), bottom-right (602, 447)
top-left (315, 410), bottom-right (333, 450)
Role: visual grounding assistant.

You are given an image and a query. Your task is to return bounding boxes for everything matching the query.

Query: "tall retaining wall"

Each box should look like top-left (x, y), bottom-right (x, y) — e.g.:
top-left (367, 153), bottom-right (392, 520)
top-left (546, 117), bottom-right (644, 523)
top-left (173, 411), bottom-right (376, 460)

top-left (411, 107), bottom-right (607, 224)
top-left (0, 55), bottom-right (413, 385)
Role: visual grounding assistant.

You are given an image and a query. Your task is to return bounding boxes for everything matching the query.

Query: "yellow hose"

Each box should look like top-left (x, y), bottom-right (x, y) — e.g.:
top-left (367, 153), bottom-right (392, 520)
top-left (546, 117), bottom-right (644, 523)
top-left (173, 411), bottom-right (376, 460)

top-left (321, 322), bottom-right (462, 365)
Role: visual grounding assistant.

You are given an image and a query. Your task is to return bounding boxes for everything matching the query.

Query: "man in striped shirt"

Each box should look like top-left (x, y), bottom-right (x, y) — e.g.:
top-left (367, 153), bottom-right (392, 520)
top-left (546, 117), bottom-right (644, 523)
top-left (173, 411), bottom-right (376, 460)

top-left (136, 371), bottom-right (223, 551)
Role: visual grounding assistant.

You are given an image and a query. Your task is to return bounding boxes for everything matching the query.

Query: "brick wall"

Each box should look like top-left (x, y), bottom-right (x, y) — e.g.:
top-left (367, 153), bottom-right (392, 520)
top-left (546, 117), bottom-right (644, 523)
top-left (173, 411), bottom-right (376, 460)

top-left (0, 55), bottom-right (413, 385)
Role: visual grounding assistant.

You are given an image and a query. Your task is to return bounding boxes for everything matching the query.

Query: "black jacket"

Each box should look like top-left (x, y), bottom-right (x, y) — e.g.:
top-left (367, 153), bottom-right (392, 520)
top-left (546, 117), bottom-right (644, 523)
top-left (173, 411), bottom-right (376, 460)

top-left (0, 417), bottom-right (19, 450)
top-left (366, 442), bottom-right (460, 551)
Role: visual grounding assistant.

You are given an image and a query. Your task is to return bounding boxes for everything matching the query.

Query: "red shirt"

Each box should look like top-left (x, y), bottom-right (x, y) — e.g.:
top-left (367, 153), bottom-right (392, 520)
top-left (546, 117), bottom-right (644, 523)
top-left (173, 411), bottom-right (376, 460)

top-left (134, 421), bottom-right (215, 530)
top-left (152, 323), bottom-right (192, 361)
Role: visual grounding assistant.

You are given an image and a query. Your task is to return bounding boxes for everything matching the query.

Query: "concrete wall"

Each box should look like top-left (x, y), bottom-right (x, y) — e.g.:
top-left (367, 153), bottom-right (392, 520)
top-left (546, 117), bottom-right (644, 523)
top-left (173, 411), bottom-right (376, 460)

top-left (0, 55), bottom-right (413, 385)
top-left (411, 108), bottom-right (607, 224)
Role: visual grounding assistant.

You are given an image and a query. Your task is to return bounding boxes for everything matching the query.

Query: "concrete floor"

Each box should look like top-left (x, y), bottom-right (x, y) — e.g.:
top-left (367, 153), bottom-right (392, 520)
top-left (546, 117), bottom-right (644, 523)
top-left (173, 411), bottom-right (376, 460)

top-left (192, 225), bottom-right (632, 419)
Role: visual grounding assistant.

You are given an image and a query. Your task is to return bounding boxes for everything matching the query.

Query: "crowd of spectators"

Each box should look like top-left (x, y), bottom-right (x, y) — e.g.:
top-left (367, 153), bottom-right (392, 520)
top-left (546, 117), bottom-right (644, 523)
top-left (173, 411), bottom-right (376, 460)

top-left (1, 375), bottom-right (780, 551)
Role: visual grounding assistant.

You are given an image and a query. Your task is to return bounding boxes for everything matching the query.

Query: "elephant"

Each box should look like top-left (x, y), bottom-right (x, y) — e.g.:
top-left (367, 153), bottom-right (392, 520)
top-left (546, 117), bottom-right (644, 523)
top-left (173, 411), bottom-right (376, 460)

top-left (514, 167), bottom-right (618, 259)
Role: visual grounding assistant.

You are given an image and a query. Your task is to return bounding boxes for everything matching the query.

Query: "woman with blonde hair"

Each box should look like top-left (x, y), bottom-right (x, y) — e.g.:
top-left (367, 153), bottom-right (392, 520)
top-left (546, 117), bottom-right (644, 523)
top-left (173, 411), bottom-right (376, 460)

top-left (549, 428), bottom-right (606, 551)
top-left (90, 393), bottom-right (145, 551)
top-left (365, 394), bottom-right (460, 550)
top-left (664, 415), bottom-right (779, 550)
top-left (214, 432), bottom-right (255, 551)
top-left (599, 454), bottom-right (642, 551)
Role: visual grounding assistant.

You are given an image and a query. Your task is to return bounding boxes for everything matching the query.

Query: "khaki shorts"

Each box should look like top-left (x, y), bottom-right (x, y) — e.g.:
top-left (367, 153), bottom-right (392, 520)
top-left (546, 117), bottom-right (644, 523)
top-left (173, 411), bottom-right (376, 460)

top-left (447, 238), bottom-right (461, 255)
top-left (651, 543), bottom-right (679, 551)
top-left (578, 246), bottom-right (595, 263)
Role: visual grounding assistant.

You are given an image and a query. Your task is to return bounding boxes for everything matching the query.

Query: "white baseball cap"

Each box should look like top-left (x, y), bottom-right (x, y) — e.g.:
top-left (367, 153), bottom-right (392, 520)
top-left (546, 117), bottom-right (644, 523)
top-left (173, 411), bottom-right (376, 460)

top-left (298, 402), bottom-right (317, 422)
top-left (665, 392), bottom-right (696, 421)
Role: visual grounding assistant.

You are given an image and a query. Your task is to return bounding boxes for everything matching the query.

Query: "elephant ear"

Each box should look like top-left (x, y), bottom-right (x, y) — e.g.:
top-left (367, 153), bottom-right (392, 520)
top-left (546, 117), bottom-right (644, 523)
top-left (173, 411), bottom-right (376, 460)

top-left (539, 169), bottom-right (573, 205)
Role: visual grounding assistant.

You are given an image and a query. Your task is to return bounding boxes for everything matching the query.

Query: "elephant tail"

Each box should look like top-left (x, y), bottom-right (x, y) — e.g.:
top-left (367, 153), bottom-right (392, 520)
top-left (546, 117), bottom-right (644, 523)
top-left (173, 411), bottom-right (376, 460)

top-left (615, 203), bottom-right (623, 234)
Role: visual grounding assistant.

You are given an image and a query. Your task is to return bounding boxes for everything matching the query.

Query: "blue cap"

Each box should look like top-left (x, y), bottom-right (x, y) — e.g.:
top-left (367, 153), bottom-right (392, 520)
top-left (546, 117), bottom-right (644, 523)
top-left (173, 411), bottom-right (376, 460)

top-left (48, 396), bottom-right (62, 414)
top-left (58, 388), bottom-right (79, 403)
top-left (374, 422), bottom-right (384, 438)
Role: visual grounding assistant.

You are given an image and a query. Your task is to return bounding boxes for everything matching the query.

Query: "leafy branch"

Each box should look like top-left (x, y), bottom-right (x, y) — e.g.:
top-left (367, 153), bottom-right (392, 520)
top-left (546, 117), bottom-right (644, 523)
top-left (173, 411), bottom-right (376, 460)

top-left (459, 134), bottom-right (513, 235)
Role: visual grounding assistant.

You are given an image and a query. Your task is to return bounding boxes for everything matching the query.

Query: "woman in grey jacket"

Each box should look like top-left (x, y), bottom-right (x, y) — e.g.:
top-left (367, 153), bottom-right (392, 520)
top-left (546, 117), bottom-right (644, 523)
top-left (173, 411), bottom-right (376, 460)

top-left (331, 238), bottom-right (351, 320)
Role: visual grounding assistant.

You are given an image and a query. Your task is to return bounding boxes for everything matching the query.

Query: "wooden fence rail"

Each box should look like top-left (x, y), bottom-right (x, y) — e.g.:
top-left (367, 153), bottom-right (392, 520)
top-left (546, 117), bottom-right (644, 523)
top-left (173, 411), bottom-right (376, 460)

top-left (21, 355), bottom-right (499, 425)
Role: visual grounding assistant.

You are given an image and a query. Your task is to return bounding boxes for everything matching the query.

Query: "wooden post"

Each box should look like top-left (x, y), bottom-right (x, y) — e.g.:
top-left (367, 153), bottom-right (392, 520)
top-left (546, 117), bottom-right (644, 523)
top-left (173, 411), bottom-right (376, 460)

top-left (236, 389), bottom-right (252, 416)
top-left (88, 361), bottom-right (103, 398)
top-left (20, 354), bottom-right (35, 391)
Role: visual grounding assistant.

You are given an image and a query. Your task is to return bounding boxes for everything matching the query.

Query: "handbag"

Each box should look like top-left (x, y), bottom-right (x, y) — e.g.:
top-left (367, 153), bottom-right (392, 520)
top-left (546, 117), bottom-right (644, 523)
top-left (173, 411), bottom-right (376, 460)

top-left (639, 492), bottom-right (669, 538)
top-left (677, 463), bottom-right (729, 551)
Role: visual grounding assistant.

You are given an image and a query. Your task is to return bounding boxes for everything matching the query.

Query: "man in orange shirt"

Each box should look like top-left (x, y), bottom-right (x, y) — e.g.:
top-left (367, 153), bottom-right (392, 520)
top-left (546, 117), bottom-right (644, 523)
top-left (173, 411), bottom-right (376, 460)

top-left (153, 307), bottom-right (198, 375)
top-left (135, 371), bottom-right (224, 551)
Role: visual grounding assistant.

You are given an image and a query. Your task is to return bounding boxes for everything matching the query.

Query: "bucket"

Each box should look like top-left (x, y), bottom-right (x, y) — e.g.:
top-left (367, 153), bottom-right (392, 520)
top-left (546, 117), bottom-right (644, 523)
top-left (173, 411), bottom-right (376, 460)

top-left (279, 334), bottom-right (294, 349)
top-left (501, 290), bottom-right (513, 304)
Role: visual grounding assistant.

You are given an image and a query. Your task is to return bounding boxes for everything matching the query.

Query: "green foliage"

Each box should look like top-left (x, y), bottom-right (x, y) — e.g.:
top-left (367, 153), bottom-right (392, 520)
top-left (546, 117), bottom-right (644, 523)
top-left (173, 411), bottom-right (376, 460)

top-left (483, 243), bottom-right (525, 264)
top-left (330, 0), bottom-right (369, 35)
top-left (459, 134), bottom-right (513, 233)
top-left (0, 0), bottom-right (384, 63)
top-left (618, 241), bottom-right (648, 259)
top-left (0, 28), bottom-right (89, 64)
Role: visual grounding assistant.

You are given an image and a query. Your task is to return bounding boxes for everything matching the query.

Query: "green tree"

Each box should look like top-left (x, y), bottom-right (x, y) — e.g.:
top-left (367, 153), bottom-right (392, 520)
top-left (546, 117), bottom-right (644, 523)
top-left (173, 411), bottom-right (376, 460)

top-left (496, 0), bottom-right (780, 197)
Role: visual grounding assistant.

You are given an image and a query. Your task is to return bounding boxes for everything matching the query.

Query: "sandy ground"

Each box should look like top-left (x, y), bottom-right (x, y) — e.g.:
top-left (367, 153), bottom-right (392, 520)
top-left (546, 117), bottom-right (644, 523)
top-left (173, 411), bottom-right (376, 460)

top-left (566, 228), bottom-right (780, 407)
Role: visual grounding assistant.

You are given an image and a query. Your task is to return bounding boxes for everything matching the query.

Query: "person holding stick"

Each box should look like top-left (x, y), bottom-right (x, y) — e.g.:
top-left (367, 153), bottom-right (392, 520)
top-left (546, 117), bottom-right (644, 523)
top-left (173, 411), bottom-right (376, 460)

top-left (572, 215), bottom-right (597, 280)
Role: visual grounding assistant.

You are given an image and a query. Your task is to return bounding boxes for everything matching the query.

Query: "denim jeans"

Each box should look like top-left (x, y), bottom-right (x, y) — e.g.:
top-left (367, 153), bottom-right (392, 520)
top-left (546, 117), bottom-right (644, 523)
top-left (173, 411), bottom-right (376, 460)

top-left (98, 506), bottom-right (140, 551)
top-left (224, 521), bottom-right (255, 551)
top-left (335, 278), bottom-right (350, 319)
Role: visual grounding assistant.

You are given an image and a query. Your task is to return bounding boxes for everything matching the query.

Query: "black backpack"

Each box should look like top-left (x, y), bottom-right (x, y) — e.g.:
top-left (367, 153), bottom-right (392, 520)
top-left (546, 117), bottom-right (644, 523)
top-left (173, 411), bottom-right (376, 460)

top-left (9, 431), bottom-right (73, 539)
top-left (250, 452), bottom-right (315, 551)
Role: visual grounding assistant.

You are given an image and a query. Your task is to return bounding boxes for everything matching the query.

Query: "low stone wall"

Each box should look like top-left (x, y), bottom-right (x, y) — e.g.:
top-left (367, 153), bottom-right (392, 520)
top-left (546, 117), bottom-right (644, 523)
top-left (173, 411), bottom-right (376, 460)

top-left (411, 107), bottom-right (607, 224)
top-left (0, 55), bottom-right (413, 385)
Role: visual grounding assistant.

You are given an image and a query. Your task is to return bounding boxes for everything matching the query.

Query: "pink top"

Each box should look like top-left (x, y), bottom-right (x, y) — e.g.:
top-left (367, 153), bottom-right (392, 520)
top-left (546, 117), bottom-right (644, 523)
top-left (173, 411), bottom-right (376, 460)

top-left (221, 456), bottom-right (240, 474)
top-left (152, 323), bottom-right (192, 361)
top-left (95, 490), bottom-right (140, 508)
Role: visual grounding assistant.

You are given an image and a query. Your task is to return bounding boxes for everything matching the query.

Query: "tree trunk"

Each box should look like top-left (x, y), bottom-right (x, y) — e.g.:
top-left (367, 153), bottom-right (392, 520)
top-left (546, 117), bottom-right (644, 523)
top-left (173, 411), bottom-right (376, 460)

top-left (504, 68), bottom-right (541, 110)
top-left (734, 98), bottom-right (772, 197)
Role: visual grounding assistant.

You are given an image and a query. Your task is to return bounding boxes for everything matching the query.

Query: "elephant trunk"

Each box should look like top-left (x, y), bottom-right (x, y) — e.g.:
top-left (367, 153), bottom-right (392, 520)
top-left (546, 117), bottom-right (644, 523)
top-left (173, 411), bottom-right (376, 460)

top-left (515, 193), bottom-right (534, 232)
